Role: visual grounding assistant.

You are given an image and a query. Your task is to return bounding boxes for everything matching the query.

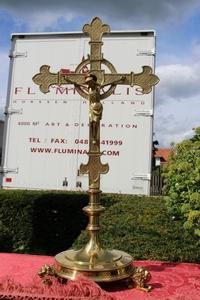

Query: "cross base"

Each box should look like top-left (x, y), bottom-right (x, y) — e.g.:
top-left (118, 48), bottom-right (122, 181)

top-left (54, 248), bottom-right (134, 282)
top-left (39, 252), bottom-right (151, 291)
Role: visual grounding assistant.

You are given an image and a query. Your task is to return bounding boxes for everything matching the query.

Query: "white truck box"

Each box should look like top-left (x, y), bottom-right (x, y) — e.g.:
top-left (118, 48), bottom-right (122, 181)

top-left (1, 30), bottom-right (156, 194)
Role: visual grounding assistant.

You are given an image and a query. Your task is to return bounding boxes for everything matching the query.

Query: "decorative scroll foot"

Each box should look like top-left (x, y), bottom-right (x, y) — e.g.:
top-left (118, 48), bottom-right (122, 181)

top-left (131, 266), bottom-right (152, 291)
top-left (38, 264), bottom-right (67, 285)
top-left (124, 266), bottom-right (151, 291)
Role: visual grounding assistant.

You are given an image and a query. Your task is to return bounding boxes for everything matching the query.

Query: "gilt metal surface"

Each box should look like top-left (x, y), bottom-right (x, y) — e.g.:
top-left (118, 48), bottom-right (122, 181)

top-left (33, 18), bottom-right (159, 98)
top-left (33, 16), bottom-right (159, 283)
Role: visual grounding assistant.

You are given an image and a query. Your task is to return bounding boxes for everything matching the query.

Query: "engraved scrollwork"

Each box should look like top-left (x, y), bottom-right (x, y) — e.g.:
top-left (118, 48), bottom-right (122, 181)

top-left (32, 65), bottom-right (59, 93)
top-left (80, 155), bottom-right (109, 186)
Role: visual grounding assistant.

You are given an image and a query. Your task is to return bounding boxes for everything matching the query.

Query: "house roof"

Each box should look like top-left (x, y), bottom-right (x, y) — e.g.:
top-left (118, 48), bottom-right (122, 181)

top-left (154, 148), bottom-right (171, 163)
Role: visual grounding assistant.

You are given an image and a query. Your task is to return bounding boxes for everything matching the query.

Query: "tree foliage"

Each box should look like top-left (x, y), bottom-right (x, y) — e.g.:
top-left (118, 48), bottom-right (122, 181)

top-left (163, 127), bottom-right (200, 237)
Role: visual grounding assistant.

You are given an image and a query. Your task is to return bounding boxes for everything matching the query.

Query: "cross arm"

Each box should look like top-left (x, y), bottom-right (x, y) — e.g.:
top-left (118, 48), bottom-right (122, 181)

top-left (33, 65), bottom-right (86, 94)
top-left (103, 66), bottom-right (159, 94)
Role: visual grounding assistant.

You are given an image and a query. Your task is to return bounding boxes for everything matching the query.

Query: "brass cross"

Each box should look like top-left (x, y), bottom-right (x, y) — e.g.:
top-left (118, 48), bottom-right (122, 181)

top-left (33, 17), bottom-right (159, 190)
top-left (33, 17), bottom-right (160, 282)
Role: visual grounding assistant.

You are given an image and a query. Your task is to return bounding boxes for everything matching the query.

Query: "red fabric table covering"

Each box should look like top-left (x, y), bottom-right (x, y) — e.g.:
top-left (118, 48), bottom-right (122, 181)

top-left (0, 253), bottom-right (199, 299)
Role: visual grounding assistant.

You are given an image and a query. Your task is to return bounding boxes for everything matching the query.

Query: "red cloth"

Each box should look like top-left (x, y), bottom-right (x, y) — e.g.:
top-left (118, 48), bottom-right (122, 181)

top-left (0, 253), bottom-right (199, 299)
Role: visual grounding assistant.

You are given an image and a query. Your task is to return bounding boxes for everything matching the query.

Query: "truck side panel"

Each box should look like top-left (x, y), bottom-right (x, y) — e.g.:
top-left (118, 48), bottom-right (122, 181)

top-left (1, 32), bottom-right (155, 194)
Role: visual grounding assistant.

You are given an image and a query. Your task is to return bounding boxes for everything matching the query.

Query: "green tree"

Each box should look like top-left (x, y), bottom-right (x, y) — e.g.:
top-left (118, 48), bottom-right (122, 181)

top-left (163, 127), bottom-right (200, 237)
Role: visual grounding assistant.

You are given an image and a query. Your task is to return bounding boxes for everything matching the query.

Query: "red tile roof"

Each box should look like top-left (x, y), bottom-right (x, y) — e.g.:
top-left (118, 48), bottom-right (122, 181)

top-left (154, 148), bottom-right (171, 163)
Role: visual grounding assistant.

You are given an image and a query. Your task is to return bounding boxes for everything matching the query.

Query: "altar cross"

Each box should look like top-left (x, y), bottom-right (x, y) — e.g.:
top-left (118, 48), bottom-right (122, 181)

top-left (33, 17), bottom-right (159, 285)
top-left (33, 17), bottom-right (159, 191)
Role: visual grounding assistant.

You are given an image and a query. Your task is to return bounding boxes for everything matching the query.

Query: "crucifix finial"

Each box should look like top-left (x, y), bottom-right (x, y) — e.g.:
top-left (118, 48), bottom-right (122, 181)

top-left (83, 17), bottom-right (110, 42)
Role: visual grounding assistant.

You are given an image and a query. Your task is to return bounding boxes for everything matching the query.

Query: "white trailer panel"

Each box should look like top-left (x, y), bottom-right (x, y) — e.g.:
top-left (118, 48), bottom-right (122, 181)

top-left (1, 30), bottom-right (156, 194)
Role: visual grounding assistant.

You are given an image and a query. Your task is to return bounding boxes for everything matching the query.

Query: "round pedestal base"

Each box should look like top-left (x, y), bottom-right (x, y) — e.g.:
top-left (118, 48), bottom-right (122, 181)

top-left (55, 248), bottom-right (134, 282)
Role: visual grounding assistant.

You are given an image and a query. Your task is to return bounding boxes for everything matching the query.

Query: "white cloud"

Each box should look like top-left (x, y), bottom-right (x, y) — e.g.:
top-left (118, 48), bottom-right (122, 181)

top-left (22, 12), bottom-right (75, 32)
top-left (154, 91), bottom-right (200, 146)
top-left (0, 0), bottom-right (199, 31)
top-left (156, 63), bottom-right (200, 105)
top-left (154, 41), bottom-right (200, 147)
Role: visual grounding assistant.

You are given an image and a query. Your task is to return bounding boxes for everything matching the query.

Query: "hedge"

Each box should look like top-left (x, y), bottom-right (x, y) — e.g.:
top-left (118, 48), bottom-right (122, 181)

top-left (0, 190), bottom-right (88, 254)
top-left (0, 191), bottom-right (199, 263)
top-left (73, 194), bottom-right (200, 263)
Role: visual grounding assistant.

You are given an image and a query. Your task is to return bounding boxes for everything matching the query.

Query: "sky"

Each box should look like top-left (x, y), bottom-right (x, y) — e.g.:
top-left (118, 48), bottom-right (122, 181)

top-left (0, 0), bottom-right (200, 147)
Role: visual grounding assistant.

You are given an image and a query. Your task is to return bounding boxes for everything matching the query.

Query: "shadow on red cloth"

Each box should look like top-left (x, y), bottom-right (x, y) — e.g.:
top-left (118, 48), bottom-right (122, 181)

top-left (100, 274), bottom-right (163, 292)
top-left (146, 262), bottom-right (181, 272)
